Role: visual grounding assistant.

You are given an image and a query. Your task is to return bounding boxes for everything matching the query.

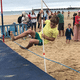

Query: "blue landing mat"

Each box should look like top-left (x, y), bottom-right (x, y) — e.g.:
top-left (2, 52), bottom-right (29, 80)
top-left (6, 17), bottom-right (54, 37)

top-left (0, 40), bottom-right (56, 80)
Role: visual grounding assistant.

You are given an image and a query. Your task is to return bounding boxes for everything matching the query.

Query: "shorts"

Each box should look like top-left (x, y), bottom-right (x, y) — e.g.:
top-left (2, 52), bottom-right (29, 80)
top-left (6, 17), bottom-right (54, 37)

top-left (35, 32), bottom-right (43, 46)
top-left (58, 23), bottom-right (64, 30)
top-left (66, 36), bottom-right (71, 40)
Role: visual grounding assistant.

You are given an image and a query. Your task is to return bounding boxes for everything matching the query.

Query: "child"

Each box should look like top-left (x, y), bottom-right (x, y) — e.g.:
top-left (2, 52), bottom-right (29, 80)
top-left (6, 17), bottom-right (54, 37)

top-left (10, 14), bottom-right (59, 49)
top-left (65, 23), bottom-right (74, 43)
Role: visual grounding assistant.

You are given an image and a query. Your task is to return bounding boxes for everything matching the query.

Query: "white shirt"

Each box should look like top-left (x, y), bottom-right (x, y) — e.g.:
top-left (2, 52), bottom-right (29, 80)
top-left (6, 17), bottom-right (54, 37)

top-left (21, 14), bottom-right (29, 24)
top-left (31, 14), bottom-right (37, 23)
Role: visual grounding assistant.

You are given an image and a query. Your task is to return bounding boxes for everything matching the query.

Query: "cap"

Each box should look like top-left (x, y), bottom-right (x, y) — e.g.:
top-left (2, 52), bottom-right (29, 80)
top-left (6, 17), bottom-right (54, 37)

top-left (22, 11), bottom-right (26, 16)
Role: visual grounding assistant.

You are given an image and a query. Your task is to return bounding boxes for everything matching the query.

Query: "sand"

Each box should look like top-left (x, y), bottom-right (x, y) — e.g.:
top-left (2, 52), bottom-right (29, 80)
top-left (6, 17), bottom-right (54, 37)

top-left (0, 11), bottom-right (80, 80)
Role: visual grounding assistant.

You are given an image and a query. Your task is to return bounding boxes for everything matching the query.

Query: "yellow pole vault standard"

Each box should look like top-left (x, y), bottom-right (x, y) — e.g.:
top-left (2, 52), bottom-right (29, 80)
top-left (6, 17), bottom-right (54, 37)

top-left (41, 0), bottom-right (47, 72)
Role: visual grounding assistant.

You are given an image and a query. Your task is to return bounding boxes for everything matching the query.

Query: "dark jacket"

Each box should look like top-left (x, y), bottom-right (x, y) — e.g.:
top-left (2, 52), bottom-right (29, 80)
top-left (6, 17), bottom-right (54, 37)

top-left (18, 16), bottom-right (22, 24)
top-left (65, 28), bottom-right (74, 36)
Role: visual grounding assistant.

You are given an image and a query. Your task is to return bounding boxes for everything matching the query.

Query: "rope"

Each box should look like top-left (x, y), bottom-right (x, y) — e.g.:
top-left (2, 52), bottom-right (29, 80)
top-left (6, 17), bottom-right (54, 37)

top-left (13, 41), bottom-right (80, 73)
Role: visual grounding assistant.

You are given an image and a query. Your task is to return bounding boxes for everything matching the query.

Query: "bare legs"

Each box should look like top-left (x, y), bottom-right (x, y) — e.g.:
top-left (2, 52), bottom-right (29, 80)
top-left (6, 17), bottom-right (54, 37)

top-left (59, 30), bottom-right (64, 37)
top-left (59, 30), bottom-right (61, 37)
top-left (66, 40), bottom-right (70, 43)
top-left (10, 29), bottom-right (35, 41)
top-left (62, 30), bottom-right (64, 36)
top-left (20, 39), bottom-right (39, 49)
top-left (10, 29), bottom-right (39, 49)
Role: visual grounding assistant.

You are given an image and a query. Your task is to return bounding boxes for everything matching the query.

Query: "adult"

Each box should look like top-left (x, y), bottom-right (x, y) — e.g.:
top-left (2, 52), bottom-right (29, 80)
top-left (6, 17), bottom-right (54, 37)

top-left (21, 11), bottom-right (29, 24)
top-left (73, 10), bottom-right (80, 41)
top-left (27, 12), bottom-right (32, 29)
top-left (18, 15), bottom-right (22, 24)
top-left (51, 11), bottom-right (54, 16)
top-left (37, 11), bottom-right (45, 32)
top-left (67, 11), bottom-right (70, 19)
top-left (37, 11), bottom-right (41, 29)
top-left (28, 12), bottom-right (31, 20)
top-left (31, 10), bottom-right (37, 32)
top-left (54, 11), bottom-right (57, 16)
top-left (62, 11), bottom-right (64, 15)
top-left (57, 11), bottom-right (64, 36)
top-left (72, 13), bottom-right (77, 27)
top-left (19, 12), bottom-right (29, 33)
top-left (45, 10), bottom-right (49, 20)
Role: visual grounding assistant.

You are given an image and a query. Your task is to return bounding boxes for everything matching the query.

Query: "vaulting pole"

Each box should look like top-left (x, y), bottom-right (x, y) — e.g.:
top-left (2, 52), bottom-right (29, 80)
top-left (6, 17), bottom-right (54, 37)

top-left (0, 0), bottom-right (4, 42)
top-left (41, 0), bottom-right (47, 72)
top-left (42, 0), bottom-right (52, 13)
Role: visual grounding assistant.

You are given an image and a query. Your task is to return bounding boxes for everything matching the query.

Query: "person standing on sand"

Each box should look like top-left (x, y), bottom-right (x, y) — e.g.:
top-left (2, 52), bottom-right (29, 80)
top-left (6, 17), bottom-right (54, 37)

top-left (28, 12), bottom-right (31, 20)
top-left (10, 14), bottom-right (59, 49)
top-left (21, 11), bottom-right (29, 24)
top-left (65, 23), bottom-right (74, 43)
top-left (71, 13), bottom-right (77, 29)
top-left (54, 11), bottom-right (57, 16)
top-left (67, 11), bottom-right (70, 19)
top-left (45, 10), bottom-right (49, 20)
top-left (37, 11), bottom-right (44, 32)
top-left (31, 10), bottom-right (37, 32)
top-left (18, 15), bottom-right (22, 24)
top-left (73, 10), bottom-right (80, 41)
top-left (19, 12), bottom-right (29, 33)
top-left (57, 11), bottom-right (64, 37)
top-left (37, 11), bottom-right (40, 29)
top-left (62, 11), bottom-right (64, 15)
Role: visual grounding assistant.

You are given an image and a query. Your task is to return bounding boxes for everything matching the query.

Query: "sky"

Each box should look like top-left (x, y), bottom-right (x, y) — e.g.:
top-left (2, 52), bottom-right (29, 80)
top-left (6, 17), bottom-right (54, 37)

top-left (2, 0), bottom-right (80, 11)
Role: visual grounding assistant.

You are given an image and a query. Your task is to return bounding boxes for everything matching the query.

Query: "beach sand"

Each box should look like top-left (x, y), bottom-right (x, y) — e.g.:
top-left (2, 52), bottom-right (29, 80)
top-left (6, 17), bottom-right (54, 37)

top-left (1, 11), bottom-right (80, 80)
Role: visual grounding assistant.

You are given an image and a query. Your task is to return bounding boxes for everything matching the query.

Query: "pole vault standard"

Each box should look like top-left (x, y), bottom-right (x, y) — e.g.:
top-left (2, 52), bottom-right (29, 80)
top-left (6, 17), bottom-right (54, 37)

top-left (41, 0), bottom-right (47, 72)
top-left (0, 0), bottom-right (4, 42)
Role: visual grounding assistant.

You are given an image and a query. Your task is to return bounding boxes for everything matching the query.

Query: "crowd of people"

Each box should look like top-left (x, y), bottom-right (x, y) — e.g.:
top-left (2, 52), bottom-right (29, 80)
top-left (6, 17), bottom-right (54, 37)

top-left (10, 9), bottom-right (80, 49)
top-left (17, 9), bottom-right (64, 32)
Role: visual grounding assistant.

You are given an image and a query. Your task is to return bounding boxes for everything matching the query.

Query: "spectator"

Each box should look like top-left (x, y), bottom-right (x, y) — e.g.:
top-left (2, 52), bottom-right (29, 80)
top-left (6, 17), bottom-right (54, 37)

top-left (62, 11), bottom-right (64, 15)
top-left (31, 10), bottom-right (37, 32)
top-left (57, 11), bottom-right (64, 36)
top-left (18, 15), bottom-right (22, 24)
top-left (67, 11), bottom-right (70, 19)
top-left (73, 10), bottom-right (80, 41)
top-left (54, 11), bottom-right (57, 15)
top-left (37, 10), bottom-right (45, 32)
top-left (28, 12), bottom-right (31, 20)
top-left (21, 12), bottom-right (29, 32)
top-left (65, 23), bottom-right (74, 43)
top-left (72, 13), bottom-right (77, 27)
top-left (45, 10), bottom-right (49, 20)
top-left (21, 11), bottom-right (29, 24)
top-left (37, 11), bottom-right (40, 29)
